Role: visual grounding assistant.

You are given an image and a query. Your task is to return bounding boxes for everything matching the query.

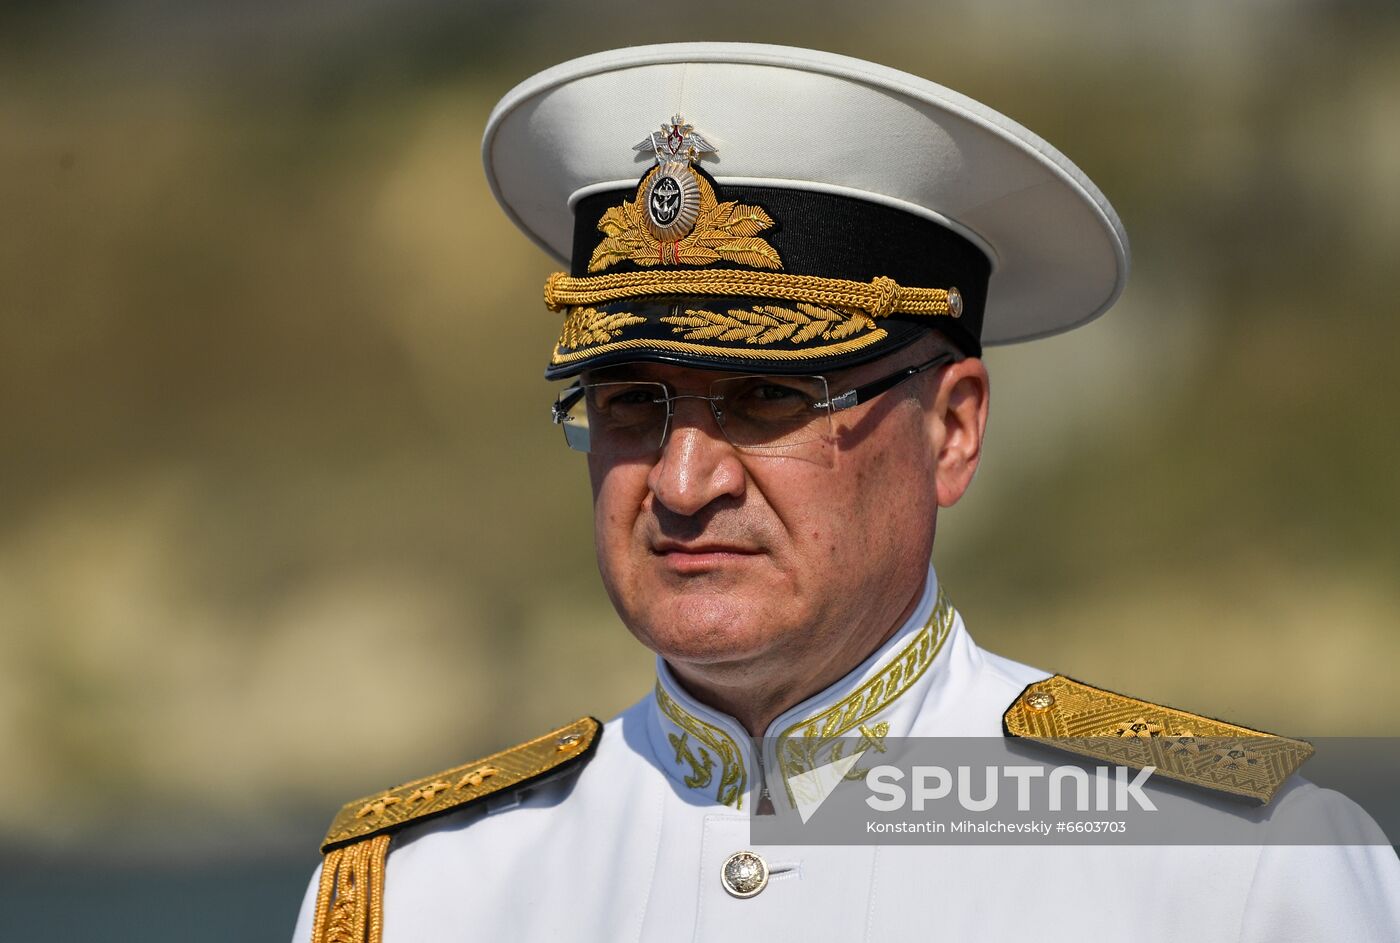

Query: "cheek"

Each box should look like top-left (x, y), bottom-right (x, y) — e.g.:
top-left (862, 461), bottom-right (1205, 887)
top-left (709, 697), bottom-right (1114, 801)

top-left (585, 452), bottom-right (611, 503)
top-left (588, 458), bottom-right (650, 563)
top-left (766, 461), bottom-right (876, 565)
top-left (825, 423), bottom-right (936, 559)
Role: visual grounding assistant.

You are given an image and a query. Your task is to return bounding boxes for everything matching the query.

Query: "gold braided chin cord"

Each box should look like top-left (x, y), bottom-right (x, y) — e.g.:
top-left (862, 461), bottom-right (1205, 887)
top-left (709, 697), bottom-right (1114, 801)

top-left (311, 834), bottom-right (391, 943)
top-left (544, 270), bottom-right (963, 320)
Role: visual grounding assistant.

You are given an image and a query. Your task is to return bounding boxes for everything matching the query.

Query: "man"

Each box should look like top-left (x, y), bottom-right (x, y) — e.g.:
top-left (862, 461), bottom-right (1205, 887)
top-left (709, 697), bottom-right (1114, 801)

top-left (292, 44), bottom-right (1400, 942)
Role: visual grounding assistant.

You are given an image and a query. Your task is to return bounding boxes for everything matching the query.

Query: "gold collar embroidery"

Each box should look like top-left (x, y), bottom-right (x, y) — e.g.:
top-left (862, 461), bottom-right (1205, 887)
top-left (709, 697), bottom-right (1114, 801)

top-left (776, 585), bottom-right (955, 800)
top-left (650, 582), bottom-right (955, 810)
top-left (654, 681), bottom-right (747, 809)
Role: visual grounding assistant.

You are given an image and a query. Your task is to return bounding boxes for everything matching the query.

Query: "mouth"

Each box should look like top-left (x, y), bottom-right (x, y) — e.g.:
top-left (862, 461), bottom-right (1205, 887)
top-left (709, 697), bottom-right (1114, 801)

top-left (650, 541), bottom-right (764, 574)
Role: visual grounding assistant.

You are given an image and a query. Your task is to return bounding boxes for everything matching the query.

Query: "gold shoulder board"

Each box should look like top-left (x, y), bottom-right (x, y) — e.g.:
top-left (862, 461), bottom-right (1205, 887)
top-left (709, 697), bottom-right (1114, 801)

top-left (309, 716), bottom-right (600, 943)
top-left (321, 715), bottom-right (602, 852)
top-left (1003, 675), bottom-right (1312, 805)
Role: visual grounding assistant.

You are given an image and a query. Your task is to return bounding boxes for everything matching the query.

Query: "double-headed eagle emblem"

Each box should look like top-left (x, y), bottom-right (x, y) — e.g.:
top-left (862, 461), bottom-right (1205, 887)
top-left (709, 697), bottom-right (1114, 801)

top-left (633, 114), bottom-right (717, 164)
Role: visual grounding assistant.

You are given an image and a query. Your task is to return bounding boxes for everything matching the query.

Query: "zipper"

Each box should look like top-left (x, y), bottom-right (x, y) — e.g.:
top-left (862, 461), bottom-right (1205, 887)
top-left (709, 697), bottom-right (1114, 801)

top-left (757, 743), bottom-right (775, 816)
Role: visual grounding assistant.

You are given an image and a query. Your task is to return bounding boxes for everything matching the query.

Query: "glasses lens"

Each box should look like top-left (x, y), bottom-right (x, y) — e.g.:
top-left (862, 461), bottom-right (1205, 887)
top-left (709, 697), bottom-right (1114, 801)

top-left (557, 381), bottom-right (669, 455)
top-left (709, 375), bottom-right (832, 448)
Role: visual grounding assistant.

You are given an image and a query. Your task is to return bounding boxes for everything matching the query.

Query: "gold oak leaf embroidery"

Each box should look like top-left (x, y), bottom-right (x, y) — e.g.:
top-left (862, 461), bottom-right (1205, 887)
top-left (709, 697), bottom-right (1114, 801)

top-left (559, 307), bottom-right (647, 349)
top-left (661, 304), bottom-right (875, 346)
top-left (717, 762), bottom-right (744, 808)
top-left (588, 168), bottom-right (782, 272)
top-left (831, 722), bottom-right (891, 782)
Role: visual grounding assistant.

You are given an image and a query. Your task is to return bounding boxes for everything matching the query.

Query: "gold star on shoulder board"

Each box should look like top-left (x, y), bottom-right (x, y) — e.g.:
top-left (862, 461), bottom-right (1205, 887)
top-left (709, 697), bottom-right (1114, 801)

top-left (1114, 717), bottom-right (1164, 740)
top-left (1212, 743), bottom-right (1264, 770)
top-left (1163, 731), bottom-right (1204, 756)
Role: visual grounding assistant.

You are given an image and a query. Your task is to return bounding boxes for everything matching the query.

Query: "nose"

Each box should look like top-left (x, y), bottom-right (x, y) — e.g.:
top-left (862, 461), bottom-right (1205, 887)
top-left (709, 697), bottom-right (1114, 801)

top-left (646, 397), bottom-right (746, 516)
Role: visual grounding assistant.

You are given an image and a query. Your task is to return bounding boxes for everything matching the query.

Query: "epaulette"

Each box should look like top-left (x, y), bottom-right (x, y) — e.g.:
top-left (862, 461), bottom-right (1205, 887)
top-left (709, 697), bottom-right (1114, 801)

top-left (1003, 675), bottom-right (1312, 805)
top-left (309, 716), bottom-right (600, 943)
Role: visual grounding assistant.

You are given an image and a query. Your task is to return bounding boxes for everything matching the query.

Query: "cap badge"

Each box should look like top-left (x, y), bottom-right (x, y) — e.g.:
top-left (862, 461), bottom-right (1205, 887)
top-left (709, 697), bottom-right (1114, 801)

top-left (586, 116), bottom-right (782, 271)
top-left (632, 115), bottom-right (712, 242)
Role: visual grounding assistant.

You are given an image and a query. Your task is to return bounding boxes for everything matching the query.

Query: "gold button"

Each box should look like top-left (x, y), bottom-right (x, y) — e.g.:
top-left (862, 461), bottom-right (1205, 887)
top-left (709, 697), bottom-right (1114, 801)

top-left (947, 286), bottom-right (964, 318)
top-left (721, 850), bottom-right (769, 899)
top-left (1025, 691), bottom-right (1055, 712)
top-left (556, 733), bottom-right (582, 752)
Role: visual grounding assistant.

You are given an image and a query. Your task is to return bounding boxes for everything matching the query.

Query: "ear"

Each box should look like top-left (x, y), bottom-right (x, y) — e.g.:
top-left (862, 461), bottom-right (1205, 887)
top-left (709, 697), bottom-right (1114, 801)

top-left (927, 358), bottom-right (990, 508)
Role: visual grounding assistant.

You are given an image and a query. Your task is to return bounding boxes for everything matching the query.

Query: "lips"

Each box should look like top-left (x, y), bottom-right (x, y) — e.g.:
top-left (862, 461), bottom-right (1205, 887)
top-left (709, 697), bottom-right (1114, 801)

top-left (651, 540), bottom-right (761, 556)
top-left (650, 540), bottom-right (763, 573)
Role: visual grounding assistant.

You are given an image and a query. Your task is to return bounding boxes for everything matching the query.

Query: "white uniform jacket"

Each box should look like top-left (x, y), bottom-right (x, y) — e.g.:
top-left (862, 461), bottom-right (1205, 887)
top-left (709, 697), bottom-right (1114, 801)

top-left (292, 570), bottom-right (1400, 942)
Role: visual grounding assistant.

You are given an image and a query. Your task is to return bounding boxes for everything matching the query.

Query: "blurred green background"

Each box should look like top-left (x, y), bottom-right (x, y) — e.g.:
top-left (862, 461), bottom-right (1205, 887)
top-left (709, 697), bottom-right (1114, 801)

top-left (2, 1), bottom-right (1397, 939)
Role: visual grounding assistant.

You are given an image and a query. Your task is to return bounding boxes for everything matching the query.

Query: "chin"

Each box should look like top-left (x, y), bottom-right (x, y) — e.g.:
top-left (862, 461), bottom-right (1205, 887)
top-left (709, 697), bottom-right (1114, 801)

top-left (628, 589), bottom-right (787, 667)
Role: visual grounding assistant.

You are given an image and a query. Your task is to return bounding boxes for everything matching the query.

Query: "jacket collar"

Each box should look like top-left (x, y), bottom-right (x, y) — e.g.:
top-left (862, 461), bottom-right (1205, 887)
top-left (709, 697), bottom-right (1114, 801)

top-left (645, 567), bottom-right (959, 811)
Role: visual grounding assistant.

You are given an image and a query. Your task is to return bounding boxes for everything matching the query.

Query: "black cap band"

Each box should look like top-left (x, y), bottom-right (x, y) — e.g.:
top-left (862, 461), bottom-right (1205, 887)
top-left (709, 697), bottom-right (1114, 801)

top-left (571, 174), bottom-right (992, 355)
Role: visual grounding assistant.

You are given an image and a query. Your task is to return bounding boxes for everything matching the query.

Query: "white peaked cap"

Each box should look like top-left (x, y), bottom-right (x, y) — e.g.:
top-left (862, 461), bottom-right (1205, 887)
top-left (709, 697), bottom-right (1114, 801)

top-left (484, 43), bottom-right (1130, 368)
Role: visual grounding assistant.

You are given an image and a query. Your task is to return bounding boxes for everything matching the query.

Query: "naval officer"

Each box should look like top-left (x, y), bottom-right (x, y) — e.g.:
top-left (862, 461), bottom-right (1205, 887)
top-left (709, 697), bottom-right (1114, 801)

top-left (291, 44), bottom-right (1400, 942)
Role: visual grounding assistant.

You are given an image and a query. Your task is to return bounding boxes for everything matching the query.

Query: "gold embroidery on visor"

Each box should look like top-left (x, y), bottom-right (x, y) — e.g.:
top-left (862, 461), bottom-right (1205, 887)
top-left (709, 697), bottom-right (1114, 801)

top-left (550, 301), bottom-right (889, 366)
top-left (559, 307), bottom-right (647, 349)
top-left (549, 329), bottom-right (890, 366)
top-left (661, 303), bottom-right (877, 345)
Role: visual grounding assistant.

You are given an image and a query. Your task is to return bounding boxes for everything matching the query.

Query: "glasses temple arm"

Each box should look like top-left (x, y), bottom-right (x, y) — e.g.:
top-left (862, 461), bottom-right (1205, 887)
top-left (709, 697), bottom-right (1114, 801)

top-left (552, 384), bottom-right (585, 423)
top-left (823, 352), bottom-right (957, 413)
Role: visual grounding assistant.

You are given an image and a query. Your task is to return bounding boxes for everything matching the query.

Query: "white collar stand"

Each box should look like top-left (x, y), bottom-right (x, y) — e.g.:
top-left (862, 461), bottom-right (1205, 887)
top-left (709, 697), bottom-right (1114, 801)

top-left (646, 566), bottom-right (960, 812)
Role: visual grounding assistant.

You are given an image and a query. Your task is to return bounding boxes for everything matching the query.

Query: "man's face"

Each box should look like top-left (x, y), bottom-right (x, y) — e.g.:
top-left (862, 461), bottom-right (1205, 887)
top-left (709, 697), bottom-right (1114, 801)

top-left (583, 340), bottom-right (988, 695)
